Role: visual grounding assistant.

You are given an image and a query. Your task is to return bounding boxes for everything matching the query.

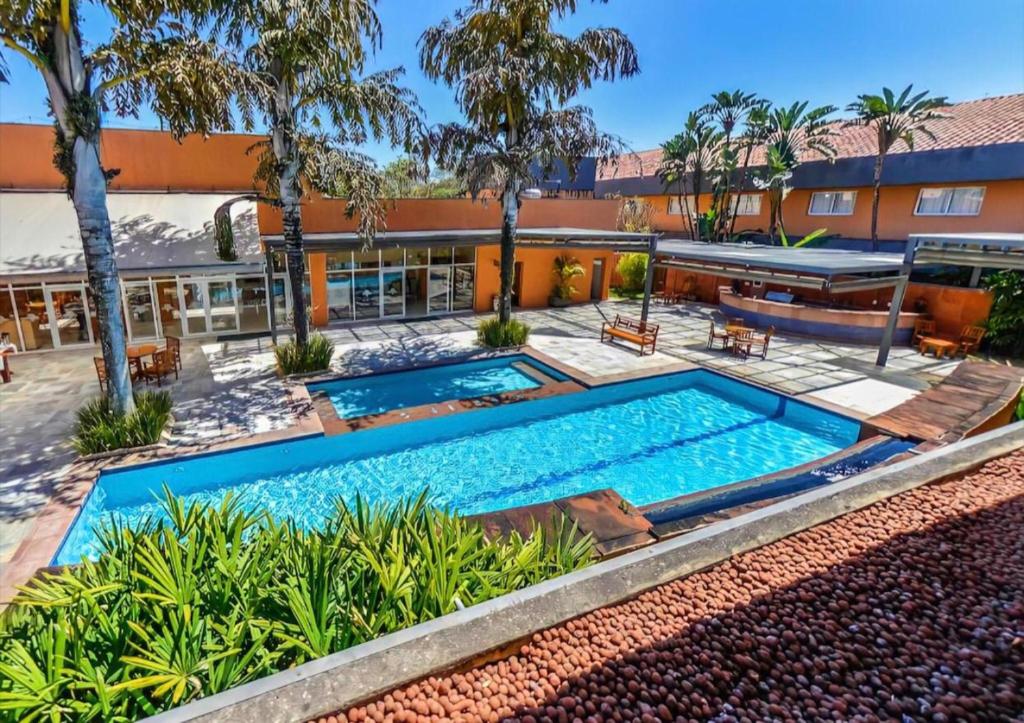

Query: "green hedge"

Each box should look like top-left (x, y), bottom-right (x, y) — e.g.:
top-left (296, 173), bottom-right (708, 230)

top-left (71, 391), bottom-right (173, 456)
top-left (274, 333), bottom-right (335, 374)
top-left (0, 491), bottom-right (591, 720)
top-left (477, 317), bottom-right (531, 348)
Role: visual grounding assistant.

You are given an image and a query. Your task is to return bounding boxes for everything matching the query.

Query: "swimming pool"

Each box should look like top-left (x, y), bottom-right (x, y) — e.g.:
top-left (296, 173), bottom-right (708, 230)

top-left (55, 370), bottom-right (860, 564)
top-left (309, 355), bottom-right (568, 419)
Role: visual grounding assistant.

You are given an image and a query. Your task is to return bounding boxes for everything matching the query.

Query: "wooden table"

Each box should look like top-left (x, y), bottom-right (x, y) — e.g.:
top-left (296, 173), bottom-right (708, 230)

top-left (126, 343), bottom-right (158, 380)
top-left (725, 325), bottom-right (756, 356)
top-left (918, 336), bottom-right (957, 359)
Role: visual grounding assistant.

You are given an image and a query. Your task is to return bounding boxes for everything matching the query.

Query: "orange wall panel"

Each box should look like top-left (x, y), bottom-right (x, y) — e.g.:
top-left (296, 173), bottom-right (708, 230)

top-left (638, 180), bottom-right (1024, 240)
top-left (0, 124), bottom-right (261, 192)
top-left (308, 253), bottom-right (328, 327)
top-left (473, 246), bottom-right (612, 312)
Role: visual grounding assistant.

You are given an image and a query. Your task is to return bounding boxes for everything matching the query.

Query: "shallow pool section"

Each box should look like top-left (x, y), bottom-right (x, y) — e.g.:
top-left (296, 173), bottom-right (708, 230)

top-left (55, 370), bottom-right (860, 564)
top-left (308, 355), bottom-right (569, 419)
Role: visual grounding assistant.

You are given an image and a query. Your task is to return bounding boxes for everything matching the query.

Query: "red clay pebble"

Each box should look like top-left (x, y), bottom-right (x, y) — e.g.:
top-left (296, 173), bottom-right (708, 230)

top-left (312, 451), bottom-right (1024, 722)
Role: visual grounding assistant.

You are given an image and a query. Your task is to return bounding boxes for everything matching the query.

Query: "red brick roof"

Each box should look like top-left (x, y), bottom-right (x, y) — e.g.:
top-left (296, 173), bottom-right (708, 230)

top-left (597, 94), bottom-right (1024, 181)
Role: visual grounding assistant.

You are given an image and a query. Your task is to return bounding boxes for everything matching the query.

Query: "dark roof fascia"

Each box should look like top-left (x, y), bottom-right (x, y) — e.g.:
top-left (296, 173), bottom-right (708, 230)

top-left (595, 142), bottom-right (1024, 197)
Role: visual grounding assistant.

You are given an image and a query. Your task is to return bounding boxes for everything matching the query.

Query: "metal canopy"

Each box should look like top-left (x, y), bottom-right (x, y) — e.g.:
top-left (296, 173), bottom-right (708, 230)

top-left (656, 239), bottom-right (908, 277)
top-left (261, 226), bottom-right (655, 252)
top-left (909, 232), bottom-right (1024, 270)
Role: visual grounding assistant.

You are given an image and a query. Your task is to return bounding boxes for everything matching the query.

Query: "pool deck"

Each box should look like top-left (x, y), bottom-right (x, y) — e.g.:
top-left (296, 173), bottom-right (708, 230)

top-left (1, 299), bottom-right (1016, 602)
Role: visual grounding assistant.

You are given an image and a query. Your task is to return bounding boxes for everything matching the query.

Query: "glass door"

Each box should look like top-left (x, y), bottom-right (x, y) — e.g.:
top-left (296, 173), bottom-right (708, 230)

top-left (44, 283), bottom-right (93, 347)
top-left (381, 270), bottom-right (404, 318)
top-left (428, 267), bottom-right (450, 314)
top-left (122, 280), bottom-right (159, 341)
top-left (208, 279), bottom-right (239, 333)
top-left (178, 277), bottom-right (238, 335)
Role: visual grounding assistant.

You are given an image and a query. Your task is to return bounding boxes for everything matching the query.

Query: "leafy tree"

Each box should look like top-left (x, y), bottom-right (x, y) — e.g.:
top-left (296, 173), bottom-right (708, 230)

top-left (420, 0), bottom-right (638, 324)
top-left (551, 253), bottom-right (585, 300)
top-left (382, 156), bottom-right (465, 198)
top-left (846, 85), bottom-right (947, 251)
top-left (211, 0), bottom-right (422, 345)
top-left (984, 270), bottom-right (1024, 358)
top-left (752, 101), bottom-right (838, 243)
top-left (1, 0), bottom-right (241, 413)
top-left (616, 252), bottom-right (648, 292)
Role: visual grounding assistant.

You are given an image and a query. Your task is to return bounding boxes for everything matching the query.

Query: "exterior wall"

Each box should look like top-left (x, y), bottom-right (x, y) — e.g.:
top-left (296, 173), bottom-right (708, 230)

top-left (0, 124), bottom-right (260, 192)
top-left (257, 196), bottom-right (623, 235)
top-left (633, 179), bottom-right (1024, 241)
top-left (473, 246), bottom-right (612, 312)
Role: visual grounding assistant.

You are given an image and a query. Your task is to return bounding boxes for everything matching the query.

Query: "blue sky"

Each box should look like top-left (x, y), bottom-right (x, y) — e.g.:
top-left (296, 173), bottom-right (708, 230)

top-left (2, 0), bottom-right (1022, 162)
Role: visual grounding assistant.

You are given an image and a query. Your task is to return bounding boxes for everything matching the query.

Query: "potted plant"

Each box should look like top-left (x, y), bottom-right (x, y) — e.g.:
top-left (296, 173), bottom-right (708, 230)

top-left (550, 254), bottom-right (585, 307)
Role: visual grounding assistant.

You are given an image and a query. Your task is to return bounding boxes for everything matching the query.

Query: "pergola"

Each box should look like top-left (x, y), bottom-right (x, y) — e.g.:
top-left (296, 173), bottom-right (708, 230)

top-left (639, 235), bottom-right (1024, 367)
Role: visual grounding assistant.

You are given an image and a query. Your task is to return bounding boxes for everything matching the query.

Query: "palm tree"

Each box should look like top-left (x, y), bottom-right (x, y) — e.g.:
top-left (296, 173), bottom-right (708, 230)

top-left (1, 1), bottom-right (241, 413)
top-left (846, 85), bottom-right (947, 251)
top-left (752, 101), bottom-right (838, 244)
top-left (420, 0), bottom-right (638, 325)
top-left (211, 0), bottom-right (423, 346)
top-left (702, 90), bottom-right (766, 240)
top-left (657, 112), bottom-right (721, 241)
top-left (729, 103), bottom-right (772, 239)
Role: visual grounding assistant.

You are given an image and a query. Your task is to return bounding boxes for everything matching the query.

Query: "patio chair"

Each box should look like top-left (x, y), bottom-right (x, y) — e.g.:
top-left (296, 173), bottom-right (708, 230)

top-left (912, 318), bottom-right (936, 345)
top-left (142, 349), bottom-right (178, 387)
top-left (707, 320), bottom-right (731, 350)
top-left (957, 325), bottom-right (986, 356)
top-left (736, 325), bottom-right (775, 360)
top-left (94, 357), bottom-right (107, 392)
top-left (164, 334), bottom-right (183, 371)
top-left (729, 327), bottom-right (756, 357)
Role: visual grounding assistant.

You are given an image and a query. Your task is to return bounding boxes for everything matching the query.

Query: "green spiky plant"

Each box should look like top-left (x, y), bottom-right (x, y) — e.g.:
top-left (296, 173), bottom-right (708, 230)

top-left (0, 490), bottom-right (592, 719)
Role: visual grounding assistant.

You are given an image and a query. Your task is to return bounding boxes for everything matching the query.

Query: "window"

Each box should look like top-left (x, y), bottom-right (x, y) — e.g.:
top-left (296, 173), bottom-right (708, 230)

top-left (667, 196), bottom-right (693, 216)
top-left (808, 191), bottom-right (856, 216)
top-left (730, 194), bottom-right (762, 216)
top-left (915, 187), bottom-right (985, 216)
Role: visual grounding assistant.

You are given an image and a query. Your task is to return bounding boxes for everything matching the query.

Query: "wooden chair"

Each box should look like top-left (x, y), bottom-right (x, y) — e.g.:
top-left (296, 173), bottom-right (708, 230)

top-left (913, 318), bottom-right (936, 345)
top-left (142, 349), bottom-right (178, 387)
top-left (707, 320), bottom-right (731, 350)
top-left (164, 334), bottom-right (183, 371)
top-left (94, 357), bottom-right (107, 392)
top-left (736, 326), bottom-right (775, 359)
top-left (957, 326), bottom-right (986, 356)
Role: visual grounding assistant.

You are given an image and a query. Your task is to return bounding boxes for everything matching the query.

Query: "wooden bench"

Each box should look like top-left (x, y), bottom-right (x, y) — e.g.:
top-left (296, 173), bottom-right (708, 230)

top-left (600, 315), bottom-right (659, 356)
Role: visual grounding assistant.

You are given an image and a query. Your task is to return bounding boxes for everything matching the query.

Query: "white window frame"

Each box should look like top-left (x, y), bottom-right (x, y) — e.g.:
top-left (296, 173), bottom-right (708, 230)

top-left (913, 186), bottom-right (986, 216)
top-left (808, 191), bottom-right (857, 216)
top-left (730, 194), bottom-right (762, 216)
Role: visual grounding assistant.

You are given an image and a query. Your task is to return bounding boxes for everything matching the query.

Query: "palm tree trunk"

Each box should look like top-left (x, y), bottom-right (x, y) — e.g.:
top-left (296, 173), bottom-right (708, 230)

top-left (870, 152), bottom-right (885, 252)
top-left (498, 182), bottom-right (518, 324)
top-left (280, 183), bottom-right (308, 346)
top-left (73, 137), bottom-right (135, 414)
top-left (729, 145), bottom-right (755, 239)
top-left (271, 69), bottom-right (308, 346)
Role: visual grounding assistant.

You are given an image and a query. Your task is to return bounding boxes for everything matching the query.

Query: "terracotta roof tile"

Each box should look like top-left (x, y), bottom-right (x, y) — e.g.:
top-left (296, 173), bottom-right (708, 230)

top-left (597, 94), bottom-right (1024, 181)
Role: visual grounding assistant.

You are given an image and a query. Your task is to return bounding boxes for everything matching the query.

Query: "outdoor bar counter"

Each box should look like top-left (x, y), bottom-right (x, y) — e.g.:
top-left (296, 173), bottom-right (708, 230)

top-left (719, 287), bottom-right (919, 345)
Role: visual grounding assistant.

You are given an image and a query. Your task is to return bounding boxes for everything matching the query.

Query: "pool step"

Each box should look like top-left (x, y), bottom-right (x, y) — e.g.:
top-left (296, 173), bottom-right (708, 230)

top-left (512, 360), bottom-right (560, 385)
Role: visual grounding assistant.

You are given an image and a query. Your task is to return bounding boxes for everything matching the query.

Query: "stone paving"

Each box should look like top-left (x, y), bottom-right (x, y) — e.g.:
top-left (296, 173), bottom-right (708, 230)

top-left (0, 299), bottom-right (963, 570)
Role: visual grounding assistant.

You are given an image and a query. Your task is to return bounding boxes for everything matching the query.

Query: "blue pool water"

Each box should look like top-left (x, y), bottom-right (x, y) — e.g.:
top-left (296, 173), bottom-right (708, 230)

top-left (55, 370), bottom-right (860, 564)
top-left (309, 355), bottom-right (567, 419)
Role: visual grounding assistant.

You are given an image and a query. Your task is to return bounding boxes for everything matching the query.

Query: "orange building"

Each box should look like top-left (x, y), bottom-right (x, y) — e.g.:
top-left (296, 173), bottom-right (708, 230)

top-left (0, 124), bottom-right (646, 352)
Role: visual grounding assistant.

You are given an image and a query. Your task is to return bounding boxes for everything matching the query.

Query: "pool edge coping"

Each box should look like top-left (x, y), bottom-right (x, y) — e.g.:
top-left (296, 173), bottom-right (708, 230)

top-left (138, 421), bottom-right (1024, 723)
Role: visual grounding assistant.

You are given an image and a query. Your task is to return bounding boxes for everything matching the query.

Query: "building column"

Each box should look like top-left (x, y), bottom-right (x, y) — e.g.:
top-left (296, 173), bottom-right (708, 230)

top-left (640, 236), bottom-right (658, 323)
top-left (876, 239), bottom-right (918, 367)
top-left (308, 252), bottom-right (328, 327)
top-left (264, 247), bottom-right (278, 344)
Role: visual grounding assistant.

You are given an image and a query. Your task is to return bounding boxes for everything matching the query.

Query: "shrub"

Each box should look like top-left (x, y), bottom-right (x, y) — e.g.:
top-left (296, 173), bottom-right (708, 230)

top-left (0, 491), bottom-right (592, 720)
top-left (984, 270), bottom-right (1024, 358)
top-left (551, 254), bottom-right (585, 301)
top-left (477, 317), bottom-right (531, 347)
top-left (71, 391), bottom-right (173, 455)
top-left (616, 252), bottom-right (648, 292)
top-left (274, 333), bottom-right (335, 374)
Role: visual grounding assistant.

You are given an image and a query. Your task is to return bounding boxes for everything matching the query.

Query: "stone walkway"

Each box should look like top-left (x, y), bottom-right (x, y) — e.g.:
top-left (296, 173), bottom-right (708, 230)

top-left (0, 299), bottom-right (963, 569)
